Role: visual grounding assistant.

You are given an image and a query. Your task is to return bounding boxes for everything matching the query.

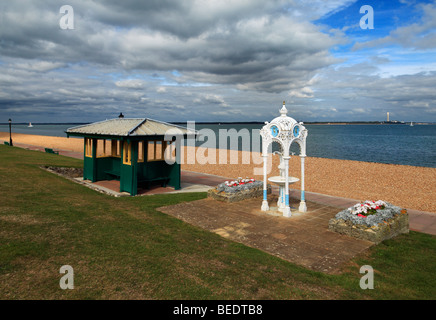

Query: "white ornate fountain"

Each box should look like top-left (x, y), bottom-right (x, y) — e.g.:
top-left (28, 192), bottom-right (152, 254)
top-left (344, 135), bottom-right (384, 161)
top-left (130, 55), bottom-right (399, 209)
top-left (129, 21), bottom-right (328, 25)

top-left (268, 153), bottom-right (299, 212)
top-left (260, 102), bottom-right (308, 217)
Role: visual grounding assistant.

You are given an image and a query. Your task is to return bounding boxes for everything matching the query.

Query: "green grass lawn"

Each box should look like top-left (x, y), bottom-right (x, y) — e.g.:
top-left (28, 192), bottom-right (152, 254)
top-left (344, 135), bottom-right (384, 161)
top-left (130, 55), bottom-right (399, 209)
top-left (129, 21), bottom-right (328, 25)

top-left (0, 145), bottom-right (435, 299)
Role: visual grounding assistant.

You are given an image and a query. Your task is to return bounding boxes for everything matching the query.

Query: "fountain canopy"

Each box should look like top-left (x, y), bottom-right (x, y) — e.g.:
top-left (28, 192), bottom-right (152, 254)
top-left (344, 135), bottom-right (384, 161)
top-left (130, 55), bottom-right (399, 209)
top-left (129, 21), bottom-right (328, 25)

top-left (260, 102), bottom-right (307, 157)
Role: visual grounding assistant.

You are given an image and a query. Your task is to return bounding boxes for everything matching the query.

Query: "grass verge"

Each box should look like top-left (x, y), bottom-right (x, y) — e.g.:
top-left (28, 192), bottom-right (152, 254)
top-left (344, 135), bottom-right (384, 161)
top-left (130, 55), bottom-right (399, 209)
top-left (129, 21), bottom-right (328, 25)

top-left (0, 145), bottom-right (435, 299)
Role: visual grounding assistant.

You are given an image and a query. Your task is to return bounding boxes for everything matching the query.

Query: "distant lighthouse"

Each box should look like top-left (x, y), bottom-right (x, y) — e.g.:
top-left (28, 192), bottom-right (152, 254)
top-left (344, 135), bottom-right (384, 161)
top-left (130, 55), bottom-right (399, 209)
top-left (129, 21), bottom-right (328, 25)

top-left (387, 112), bottom-right (390, 122)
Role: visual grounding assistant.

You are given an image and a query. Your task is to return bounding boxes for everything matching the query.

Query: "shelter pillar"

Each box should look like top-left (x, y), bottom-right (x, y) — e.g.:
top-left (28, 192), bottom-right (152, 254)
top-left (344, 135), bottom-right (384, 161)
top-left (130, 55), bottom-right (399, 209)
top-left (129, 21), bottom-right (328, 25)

top-left (283, 156), bottom-right (291, 217)
top-left (130, 140), bottom-right (138, 196)
top-left (83, 138), bottom-right (98, 182)
top-left (299, 155), bottom-right (307, 212)
top-left (169, 139), bottom-right (181, 190)
top-left (261, 154), bottom-right (269, 211)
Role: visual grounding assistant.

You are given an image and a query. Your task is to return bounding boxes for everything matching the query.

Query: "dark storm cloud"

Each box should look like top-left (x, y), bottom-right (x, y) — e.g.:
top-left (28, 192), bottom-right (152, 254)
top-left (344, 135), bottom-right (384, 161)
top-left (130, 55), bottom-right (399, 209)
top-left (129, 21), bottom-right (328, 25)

top-left (1, 0), bottom-right (435, 123)
top-left (0, 0), bottom-right (353, 122)
top-left (0, 1), bottom-right (340, 91)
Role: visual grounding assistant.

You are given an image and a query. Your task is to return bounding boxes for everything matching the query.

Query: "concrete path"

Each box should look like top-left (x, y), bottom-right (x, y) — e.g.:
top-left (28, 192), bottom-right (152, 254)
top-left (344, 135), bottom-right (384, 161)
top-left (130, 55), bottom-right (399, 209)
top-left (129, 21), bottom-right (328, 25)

top-left (159, 195), bottom-right (373, 274)
top-left (159, 172), bottom-right (435, 273)
top-left (4, 141), bottom-right (436, 235)
top-left (180, 170), bottom-right (436, 236)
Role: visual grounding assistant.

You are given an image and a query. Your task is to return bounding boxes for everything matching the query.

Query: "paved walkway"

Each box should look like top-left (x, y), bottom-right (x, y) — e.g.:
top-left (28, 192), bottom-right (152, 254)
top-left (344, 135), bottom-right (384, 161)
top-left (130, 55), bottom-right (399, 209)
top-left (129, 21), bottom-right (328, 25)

top-left (159, 172), bottom-right (435, 273)
top-left (4, 141), bottom-right (436, 236)
top-left (180, 170), bottom-right (436, 236)
top-left (159, 195), bottom-right (373, 274)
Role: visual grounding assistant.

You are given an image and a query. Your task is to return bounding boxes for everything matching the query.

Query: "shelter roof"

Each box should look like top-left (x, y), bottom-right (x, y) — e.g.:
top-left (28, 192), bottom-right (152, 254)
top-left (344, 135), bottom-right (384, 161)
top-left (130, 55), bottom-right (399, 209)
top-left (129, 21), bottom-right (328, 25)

top-left (66, 118), bottom-right (195, 137)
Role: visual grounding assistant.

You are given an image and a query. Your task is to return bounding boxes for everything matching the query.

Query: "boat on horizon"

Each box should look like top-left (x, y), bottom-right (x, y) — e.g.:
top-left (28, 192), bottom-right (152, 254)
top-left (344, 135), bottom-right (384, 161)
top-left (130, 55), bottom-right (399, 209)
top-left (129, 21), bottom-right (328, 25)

top-left (410, 122), bottom-right (414, 127)
top-left (28, 122), bottom-right (33, 127)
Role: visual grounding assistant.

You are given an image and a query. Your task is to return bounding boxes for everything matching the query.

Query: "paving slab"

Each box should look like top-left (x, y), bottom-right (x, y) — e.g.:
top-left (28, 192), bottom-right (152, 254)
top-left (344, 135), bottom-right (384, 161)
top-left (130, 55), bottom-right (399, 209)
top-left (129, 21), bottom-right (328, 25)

top-left (158, 195), bottom-right (374, 274)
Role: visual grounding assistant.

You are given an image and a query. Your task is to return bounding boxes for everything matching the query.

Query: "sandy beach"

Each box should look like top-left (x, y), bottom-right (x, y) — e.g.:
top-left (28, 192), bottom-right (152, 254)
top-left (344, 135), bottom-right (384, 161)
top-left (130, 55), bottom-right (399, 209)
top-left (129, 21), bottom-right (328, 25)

top-left (0, 132), bottom-right (84, 152)
top-left (1, 131), bottom-right (435, 213)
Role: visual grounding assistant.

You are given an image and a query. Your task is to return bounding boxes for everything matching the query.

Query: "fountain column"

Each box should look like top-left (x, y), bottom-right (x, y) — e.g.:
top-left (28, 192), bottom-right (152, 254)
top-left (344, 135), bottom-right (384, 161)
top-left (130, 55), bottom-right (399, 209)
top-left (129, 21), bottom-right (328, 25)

top-left (261, 153), bottom-right (269, 211)
top-left (277, 157), bottom-right (285, 211)
top-left (283, 156), bottom-right (291, 217)
top-left (299, 155), bottom-right (307, 212)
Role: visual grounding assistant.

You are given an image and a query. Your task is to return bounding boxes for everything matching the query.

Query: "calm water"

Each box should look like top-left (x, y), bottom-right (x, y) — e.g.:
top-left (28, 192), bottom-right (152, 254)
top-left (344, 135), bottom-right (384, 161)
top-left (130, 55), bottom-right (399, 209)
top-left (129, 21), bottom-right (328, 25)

top-left (1, 123), bottom-right (435, 168)
top-left (0, 124), bottom-right (75, 137)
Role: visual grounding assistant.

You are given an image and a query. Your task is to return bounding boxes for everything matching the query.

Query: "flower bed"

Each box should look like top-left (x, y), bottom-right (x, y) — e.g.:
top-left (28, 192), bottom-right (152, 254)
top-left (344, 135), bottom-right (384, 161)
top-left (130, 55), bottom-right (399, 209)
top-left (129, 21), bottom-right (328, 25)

top-left (349, 200), bottom-right (387, 218)
top-left (328, 200), bottom-right (409, 244)
top-left (223, 178), bottom-right (256, 189)
top-left (208, 178), bottom-right (271, 203)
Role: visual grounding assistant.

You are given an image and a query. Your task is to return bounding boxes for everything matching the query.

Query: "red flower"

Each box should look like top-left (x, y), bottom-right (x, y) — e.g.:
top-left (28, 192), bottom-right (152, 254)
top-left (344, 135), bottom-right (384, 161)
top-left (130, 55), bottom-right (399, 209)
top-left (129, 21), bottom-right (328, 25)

top-left (358, 214), bottom-right (366, 218)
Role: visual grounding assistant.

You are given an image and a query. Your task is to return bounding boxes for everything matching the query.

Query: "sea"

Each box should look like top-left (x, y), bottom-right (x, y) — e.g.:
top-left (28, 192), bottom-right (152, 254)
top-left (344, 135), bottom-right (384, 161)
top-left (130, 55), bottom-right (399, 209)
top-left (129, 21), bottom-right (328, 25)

top-left (1, 123), bottom-right (435, 168)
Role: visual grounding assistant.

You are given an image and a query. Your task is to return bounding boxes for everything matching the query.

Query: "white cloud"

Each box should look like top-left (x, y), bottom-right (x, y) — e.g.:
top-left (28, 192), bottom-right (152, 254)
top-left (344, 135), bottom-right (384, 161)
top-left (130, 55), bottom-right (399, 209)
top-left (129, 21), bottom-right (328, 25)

top-left (289, 87), bottom-right (314, 98)
top-left (13, 61), bottom-right (66, 72)
top-left (115, 79), bottom-right (145, 89)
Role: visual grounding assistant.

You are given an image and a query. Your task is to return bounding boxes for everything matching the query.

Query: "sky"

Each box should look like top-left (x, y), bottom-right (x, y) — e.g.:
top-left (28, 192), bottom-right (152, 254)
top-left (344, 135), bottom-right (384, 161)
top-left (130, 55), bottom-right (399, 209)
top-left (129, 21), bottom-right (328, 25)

top-left (0, 0), bottom-right (435, 123)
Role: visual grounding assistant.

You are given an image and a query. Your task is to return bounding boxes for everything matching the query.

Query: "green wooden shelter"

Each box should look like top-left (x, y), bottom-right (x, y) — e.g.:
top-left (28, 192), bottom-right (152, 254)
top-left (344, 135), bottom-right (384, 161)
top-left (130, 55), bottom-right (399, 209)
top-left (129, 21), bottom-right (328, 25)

top-left (66, 117), bottom-right (195, 196)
